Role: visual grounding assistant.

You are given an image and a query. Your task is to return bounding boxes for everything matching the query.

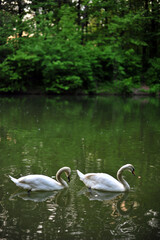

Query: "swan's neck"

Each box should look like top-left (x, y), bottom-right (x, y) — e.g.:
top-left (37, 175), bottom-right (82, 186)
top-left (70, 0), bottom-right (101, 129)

top-left (117, 168), bottom-right (130, 191)
top-left (56, 167), bottom-right (69, 187)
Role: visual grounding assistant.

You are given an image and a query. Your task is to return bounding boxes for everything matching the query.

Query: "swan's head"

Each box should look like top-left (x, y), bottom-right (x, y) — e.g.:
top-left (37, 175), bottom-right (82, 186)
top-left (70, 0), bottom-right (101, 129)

top-left (64, 167), bottom-right (71, 182)
top-left (56, 167), bottom-right (71, 185)
top-left (124, 164), bottom-right (135, 176)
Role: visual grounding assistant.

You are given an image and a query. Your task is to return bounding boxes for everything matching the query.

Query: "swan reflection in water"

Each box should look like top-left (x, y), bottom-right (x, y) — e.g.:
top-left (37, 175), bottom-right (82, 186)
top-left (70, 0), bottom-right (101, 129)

top-left (78, 188), bottom-right (138, 216)
top-left (9, 188), bottom-right (69, 205)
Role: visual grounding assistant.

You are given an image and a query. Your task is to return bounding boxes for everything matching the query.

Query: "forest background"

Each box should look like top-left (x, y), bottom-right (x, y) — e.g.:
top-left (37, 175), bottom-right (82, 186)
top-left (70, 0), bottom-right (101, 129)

top-left (0, 0), bottom-right (160, 95)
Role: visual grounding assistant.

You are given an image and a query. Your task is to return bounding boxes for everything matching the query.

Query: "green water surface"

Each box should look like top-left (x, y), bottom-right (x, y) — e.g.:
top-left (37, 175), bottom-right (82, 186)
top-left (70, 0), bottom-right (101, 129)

top-left (0, 96), bottom-right (160, 240)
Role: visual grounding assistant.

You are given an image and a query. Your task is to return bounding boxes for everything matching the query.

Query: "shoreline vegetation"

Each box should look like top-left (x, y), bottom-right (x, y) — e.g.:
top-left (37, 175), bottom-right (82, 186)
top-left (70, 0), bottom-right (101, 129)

top-left (0, 85), bottom-right (159, 97)
top-left (0, 1), bottom-right (160, 96)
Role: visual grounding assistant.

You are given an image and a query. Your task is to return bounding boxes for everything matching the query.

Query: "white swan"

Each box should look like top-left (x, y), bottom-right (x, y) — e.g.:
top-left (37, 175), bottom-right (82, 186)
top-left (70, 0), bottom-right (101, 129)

top-left (77, 164), bottom-right (135, 192)
top-left (9, 166), bottom-right (71, 192)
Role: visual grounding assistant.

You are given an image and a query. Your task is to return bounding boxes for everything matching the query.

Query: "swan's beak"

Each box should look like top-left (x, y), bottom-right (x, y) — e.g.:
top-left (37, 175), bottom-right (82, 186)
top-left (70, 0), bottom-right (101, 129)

top-left (132, 169), bottom-right (135, 176)
top-left (67, 176), bottom-right (70, 182)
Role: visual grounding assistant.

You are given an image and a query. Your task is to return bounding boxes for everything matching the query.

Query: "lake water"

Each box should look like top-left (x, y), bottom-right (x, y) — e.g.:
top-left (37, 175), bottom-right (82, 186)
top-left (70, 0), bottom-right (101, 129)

top-left (0, 95), bottom-right (160, 240)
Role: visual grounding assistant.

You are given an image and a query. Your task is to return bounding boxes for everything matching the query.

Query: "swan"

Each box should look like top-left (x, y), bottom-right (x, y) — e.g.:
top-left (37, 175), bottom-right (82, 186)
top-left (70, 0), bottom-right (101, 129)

top-left (77, 164), bottom-right (135, 192)
top-left (9, 166), bottom-right (71, 192)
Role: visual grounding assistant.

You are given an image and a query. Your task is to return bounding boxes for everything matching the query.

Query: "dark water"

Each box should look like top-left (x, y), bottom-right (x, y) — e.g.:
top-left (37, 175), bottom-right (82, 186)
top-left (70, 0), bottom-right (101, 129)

top-left (0, 95), bottom-right (160, 240)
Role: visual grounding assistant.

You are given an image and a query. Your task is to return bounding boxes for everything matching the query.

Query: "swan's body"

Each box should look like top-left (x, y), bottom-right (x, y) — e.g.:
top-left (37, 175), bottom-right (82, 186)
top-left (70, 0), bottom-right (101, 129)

top-left (9, 167), bottom-right (71, 192)
top-left (77, 164), bottom-right (135, 192)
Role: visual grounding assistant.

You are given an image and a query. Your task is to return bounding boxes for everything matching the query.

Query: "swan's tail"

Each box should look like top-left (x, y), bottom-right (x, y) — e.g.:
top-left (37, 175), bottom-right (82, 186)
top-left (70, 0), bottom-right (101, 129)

top-left (9, 175), bottom-right (30, 190)
top-left (9, 175), bottom-right (19, 185)
top-left (77, 170), bottom-right (84, 180)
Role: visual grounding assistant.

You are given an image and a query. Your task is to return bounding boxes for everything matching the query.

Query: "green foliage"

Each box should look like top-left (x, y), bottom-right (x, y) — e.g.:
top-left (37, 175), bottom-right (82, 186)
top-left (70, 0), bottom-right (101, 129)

top-left (0, 11), bottom-right (16, 45)
top-left (0, 44), bottom-right (14, 63)
top-left (0, 0), bottom-right (159, 94)
top-left (114, 78), bottom-right (134, 95)
top-left (149, 84), bottom-right (160, 95)
top-left (0, 7), bottom-right (96, 94)
top-left (0, 48), bottom-right (42, 92)
top-left (101, 12), bottom-right (144, 83)
top-left (145, 58), bottom-right (160, 85)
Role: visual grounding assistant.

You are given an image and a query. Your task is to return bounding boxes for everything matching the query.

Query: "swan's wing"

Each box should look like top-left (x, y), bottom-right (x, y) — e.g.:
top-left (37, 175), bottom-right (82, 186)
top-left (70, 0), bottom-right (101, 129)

top-left (82, 173), bottom-right (100, 188)
top-left (18, 175), bottom-right (59, 190)
top-left (83, 173), bottom-right (124, 191)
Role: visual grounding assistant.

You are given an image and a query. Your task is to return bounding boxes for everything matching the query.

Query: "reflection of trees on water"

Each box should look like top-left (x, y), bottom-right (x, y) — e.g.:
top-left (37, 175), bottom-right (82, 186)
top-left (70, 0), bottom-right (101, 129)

top-left (110, 219), bottom-right (137, 239)
top-left (110, 208), bottom-right (160, 239)
top-left (0, 126), bottom-right (16, 144)
top-left (1, 188), bottom-right (72, 239)
top-left (74, 186), bottom-right (141, 239)
top-left (0, 96), bottom-right (160, 239)
top-left (0, 172), bottom-right (158, 240)
top-left (144, 209), bottom-right (160, 230)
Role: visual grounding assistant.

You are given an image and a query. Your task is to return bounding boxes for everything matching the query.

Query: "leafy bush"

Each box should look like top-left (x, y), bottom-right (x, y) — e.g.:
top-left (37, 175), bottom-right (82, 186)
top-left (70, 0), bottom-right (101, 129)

top-left (145, 58), bottom-right (160, 85)
top-left (114, 77), bottom-right (134, 94)
top-left (149, 84), bottom-right (160, 95)
top-left (0, 49), bottom-right (41, 92)
top-left (0, 3), bottom-right (159, 95)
